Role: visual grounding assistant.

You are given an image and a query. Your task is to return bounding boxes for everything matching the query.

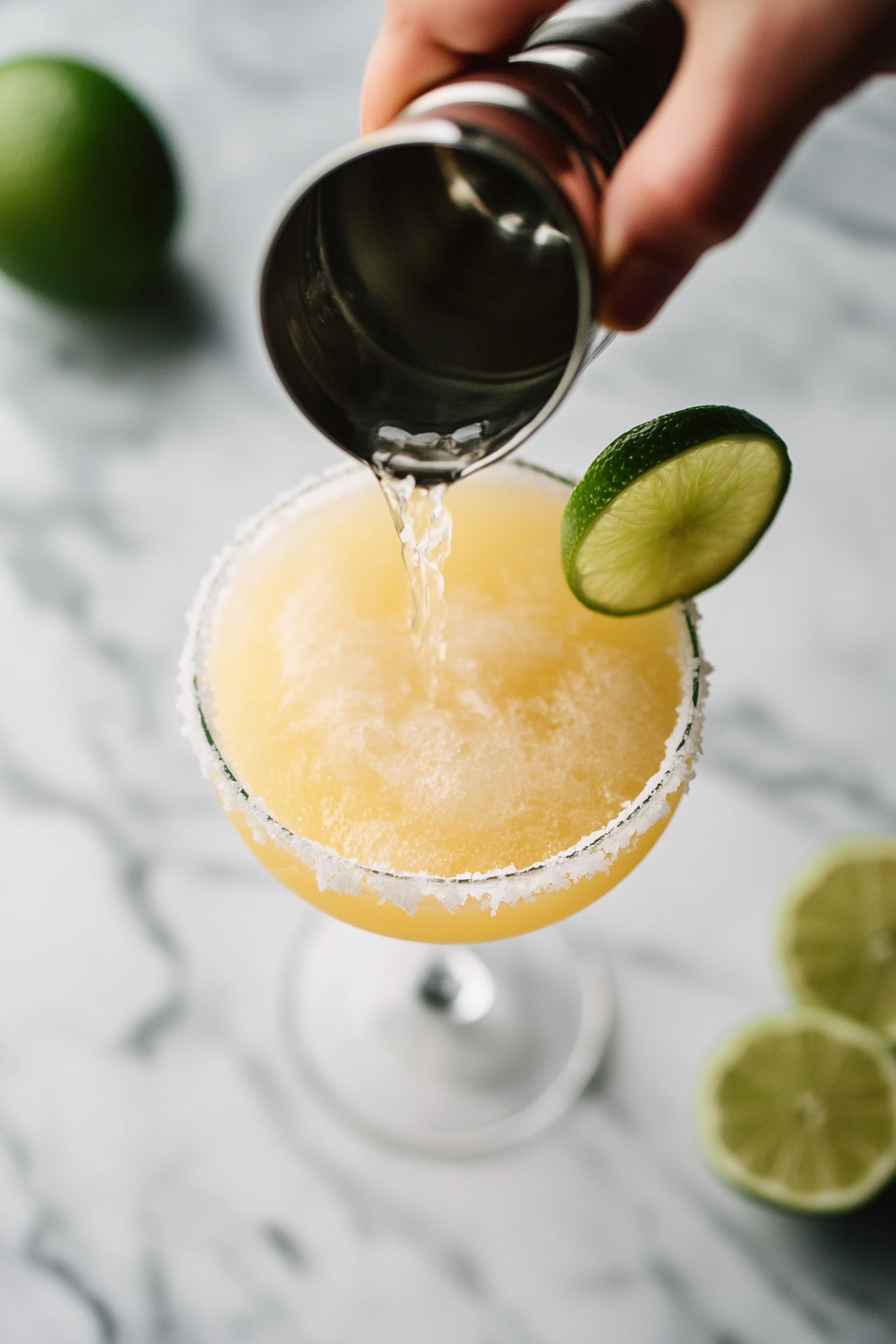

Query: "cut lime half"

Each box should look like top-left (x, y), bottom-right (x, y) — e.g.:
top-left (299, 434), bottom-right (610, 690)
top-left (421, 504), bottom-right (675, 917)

top-left (698, 1008), bottom-right (896, 1214)
top-left (562, 406), bottom-right (790, 615)
top-left (780, 836), bottom-right (896, 1043)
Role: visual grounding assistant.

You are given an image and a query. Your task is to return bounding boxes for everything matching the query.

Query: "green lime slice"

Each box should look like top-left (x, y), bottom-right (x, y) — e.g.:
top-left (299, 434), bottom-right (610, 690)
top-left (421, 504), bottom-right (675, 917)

top-left (561, 406), bottom-right (790, 615)
top-left (779, 837), bottom-right (896, 1043)
top-left (697, 1008), bottom-right (896, 1214)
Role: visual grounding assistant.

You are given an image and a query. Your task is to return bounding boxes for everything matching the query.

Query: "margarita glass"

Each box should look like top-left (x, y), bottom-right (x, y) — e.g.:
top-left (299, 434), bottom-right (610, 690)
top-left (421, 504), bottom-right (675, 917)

top-left (180, 460), bottom-right (706, 1153)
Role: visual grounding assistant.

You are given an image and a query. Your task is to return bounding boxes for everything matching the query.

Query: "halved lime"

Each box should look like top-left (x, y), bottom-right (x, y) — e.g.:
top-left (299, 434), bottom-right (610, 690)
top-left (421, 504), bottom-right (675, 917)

top-left (697, 1008), bottom-right (896, 1213)
top-left (779, 837), bottom-right (896, 1043)
top-left (561, 406), bottom-right (790, 615)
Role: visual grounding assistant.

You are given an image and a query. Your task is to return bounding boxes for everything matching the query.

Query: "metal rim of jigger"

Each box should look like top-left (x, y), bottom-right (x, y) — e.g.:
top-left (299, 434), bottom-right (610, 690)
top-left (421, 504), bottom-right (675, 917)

top-left (258, 109), bottom-right (611, 479)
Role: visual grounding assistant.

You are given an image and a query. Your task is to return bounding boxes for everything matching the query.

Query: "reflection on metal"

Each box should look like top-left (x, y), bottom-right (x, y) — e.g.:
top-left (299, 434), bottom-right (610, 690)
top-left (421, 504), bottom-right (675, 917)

top-left (261, 2), bottom-right (682, 482)
top-left (417, 949), bottom-right (497, 1025)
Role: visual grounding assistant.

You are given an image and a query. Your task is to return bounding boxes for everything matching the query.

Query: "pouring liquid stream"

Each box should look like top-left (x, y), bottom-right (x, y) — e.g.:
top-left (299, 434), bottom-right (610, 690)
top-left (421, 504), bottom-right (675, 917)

top-left (371, 418), bottom-right (504, 691)
top-left (374, 467), bottom-right (454, 695)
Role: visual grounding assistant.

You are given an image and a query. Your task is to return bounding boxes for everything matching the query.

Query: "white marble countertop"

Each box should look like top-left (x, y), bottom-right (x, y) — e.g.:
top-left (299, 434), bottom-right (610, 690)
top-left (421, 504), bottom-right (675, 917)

top-left (1, 1), bottom-right (896, 1339)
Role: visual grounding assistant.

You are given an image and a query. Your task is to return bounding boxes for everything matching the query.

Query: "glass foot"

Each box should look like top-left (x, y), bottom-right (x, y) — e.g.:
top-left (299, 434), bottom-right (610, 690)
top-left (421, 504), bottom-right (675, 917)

top-left (281, 915), bottom-right (614, 1157)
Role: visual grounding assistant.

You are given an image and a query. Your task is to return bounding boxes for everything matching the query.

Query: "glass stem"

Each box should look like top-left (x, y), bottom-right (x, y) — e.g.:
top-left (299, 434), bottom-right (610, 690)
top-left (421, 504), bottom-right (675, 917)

top-left (416, 947), bottom-right (496, 1024)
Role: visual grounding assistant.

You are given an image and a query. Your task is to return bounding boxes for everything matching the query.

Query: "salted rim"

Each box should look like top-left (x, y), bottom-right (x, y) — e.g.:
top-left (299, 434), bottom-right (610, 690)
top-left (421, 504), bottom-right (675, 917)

top-left (177, 461), bottom-right (709, 914)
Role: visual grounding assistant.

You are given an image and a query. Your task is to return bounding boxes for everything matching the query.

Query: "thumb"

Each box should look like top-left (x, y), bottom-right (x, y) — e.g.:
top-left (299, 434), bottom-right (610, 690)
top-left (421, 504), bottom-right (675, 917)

top-left (598, 2), bottom-right (876, 331)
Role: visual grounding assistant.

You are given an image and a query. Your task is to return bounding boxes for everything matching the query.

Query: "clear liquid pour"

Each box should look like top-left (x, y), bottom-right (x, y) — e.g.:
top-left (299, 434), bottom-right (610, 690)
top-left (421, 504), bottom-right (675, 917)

top-left (375, 468), bottom-right (453, 691)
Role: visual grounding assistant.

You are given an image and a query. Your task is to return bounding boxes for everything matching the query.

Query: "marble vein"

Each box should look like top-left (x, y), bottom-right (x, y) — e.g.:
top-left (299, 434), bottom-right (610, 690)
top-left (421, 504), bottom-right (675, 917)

top-left (0, 1), bottom-right (894, 1340)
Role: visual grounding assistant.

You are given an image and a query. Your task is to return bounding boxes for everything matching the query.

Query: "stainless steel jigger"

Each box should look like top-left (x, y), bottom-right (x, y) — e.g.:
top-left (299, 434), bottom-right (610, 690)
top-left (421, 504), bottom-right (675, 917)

top-left (260, 0), bottom-right (683, 484)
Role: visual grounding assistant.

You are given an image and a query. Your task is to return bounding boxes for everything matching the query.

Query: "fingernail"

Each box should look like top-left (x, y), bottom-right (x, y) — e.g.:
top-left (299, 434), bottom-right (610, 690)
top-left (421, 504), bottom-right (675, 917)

top-left (601, 251), bottom-right (692, 331)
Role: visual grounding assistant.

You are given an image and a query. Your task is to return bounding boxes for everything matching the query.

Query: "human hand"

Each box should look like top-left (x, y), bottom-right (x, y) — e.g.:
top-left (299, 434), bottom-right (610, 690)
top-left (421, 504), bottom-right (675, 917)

top-left (361, 0), bottom-right (896, 330)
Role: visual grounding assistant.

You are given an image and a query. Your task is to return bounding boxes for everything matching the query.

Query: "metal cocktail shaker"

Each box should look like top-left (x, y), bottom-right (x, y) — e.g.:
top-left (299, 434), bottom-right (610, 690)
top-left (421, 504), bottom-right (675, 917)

top-left (260, 0), bottom-right (683, 483)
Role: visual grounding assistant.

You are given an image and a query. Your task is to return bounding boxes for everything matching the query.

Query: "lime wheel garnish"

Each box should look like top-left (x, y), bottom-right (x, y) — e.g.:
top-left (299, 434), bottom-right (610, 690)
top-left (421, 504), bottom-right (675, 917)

top-left (562, 405), bottom-right (790, 615)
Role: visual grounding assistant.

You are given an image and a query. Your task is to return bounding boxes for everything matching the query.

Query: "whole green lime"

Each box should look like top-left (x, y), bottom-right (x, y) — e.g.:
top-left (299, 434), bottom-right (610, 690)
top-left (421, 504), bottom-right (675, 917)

top-left (0, 56), bottom-right (178, 307)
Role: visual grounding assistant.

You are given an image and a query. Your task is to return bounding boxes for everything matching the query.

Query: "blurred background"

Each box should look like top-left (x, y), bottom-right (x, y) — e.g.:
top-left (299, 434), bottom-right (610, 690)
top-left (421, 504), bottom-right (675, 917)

top-left (0, 1), bottom-right (895, 1339)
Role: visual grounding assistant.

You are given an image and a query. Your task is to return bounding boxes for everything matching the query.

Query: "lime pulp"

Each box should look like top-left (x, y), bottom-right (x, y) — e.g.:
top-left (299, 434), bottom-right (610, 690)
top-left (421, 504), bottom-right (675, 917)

top-left (780, 836), bottom-right (896, 1043)
top-left (562, 405), bottom-right (790, 615)
top-left (697, 1008), bottom-right (896, 1214)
